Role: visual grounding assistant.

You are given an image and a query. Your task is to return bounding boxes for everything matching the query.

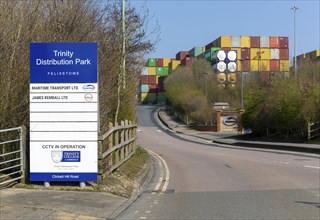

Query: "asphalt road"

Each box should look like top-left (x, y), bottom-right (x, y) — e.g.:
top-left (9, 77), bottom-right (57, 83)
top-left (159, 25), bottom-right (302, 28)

top-left (116, 105), bottom-right (320, 220)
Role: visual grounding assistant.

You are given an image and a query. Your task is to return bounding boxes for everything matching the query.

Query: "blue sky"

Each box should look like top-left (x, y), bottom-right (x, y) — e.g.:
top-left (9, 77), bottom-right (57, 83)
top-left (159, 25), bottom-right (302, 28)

top-left (129, 0), bottom-right (319, 62)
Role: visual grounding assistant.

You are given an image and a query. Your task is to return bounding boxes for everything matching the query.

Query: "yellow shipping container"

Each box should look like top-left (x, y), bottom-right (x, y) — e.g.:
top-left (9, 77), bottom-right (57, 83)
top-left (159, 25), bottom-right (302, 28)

top-left (221, 36), bottom-right (232, 47)
top-left (240, 36), bottom-right (250, 48)
top-left (260, 48), bottom-right (270, 60)
top-left (259, 60), bottom-right (270, 71)
top-left (163, 58), bottom-right (171, 67)
top-left (214, 36), bottom-right (232, 47)
top-left (316, 50), bottom-right (320, 57)
top-left (170, 60), bottom-right (181, 71)
top-left (280, 60), bottom-right (290, 71)
top-left (231, 48), bottom-right (241, 60)
top-left (250, 60), bottom-right (259, 71)
top-left (156, 76), bottom-right (159, 84)
top-left (237, 60), bottom-right (242, 71)
top-left (250, 48), bottom-right (261, 60)
top-left (141, 92), bottom-right (148, 101)
top-left (148, 67), bottom-right (156, 75)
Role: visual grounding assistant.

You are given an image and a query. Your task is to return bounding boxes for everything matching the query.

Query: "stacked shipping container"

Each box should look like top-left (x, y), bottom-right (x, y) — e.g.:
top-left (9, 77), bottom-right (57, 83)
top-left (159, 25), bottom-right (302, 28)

top-left (296, 49), bottom-right (320, 65)
top-left (141, 35), bottom-right (292, 104)
top-left (140, 58), bottom-right (181, 104)
top-left (205, 36), bottom-right (290, 82)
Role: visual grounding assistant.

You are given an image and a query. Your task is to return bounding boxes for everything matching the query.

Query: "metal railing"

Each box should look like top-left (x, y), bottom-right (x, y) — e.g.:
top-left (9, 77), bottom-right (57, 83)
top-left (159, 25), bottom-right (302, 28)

top-left (98, 120), bottom-right (137, 180)
top-left (308, 121), bottom-right (320, 140)
top-left (0, 126), bottom-right (27, 187)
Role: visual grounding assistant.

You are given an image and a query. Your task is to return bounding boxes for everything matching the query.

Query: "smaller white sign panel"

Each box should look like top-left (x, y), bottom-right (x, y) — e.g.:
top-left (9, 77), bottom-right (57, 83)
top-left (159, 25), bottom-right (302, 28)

top-left (30, 122), bottom-right (98, 132)
top-left (30, 112), bottom-right (98, 122)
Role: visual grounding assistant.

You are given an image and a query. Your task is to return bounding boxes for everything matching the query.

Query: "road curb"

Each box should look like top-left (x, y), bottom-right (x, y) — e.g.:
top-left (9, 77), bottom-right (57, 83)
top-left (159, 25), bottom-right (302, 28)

top-left (107, 151), bottom-right (154, 220)
top-left (213, 139), bottom-right (320, 155)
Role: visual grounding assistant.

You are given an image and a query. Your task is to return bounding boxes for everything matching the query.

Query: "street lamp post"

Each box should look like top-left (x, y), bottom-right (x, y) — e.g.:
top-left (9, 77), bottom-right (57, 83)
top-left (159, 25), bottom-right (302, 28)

top-left (291, 5), bottom-right (299, 80)
top-left (239, 59), bottom-right (244, 109)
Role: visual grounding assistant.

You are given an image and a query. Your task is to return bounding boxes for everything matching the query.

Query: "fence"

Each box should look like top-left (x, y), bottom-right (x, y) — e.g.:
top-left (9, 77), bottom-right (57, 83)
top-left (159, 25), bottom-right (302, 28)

top-left (308, 121), bottom-right (320, 140)
top-left (98, 120), bottom-right (137, 180)
top-left (0, 126), bottom-right (27, 187)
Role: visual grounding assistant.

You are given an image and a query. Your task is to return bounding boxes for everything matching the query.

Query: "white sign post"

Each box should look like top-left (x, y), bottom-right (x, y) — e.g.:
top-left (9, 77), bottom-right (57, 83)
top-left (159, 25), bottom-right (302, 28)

top-left (29, 43), bottom-right (98, 184)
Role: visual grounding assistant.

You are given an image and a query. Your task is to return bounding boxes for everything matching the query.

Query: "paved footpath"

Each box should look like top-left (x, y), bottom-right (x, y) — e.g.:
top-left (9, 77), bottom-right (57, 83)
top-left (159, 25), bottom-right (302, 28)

top-left (0, 188), bottom-right (127, 220)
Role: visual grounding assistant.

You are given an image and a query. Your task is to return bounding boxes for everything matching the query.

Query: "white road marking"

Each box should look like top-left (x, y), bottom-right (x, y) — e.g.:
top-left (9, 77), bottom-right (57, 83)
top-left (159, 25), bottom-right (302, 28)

top-left (156, 154), bottom-right (170, 193)
top-left (145, 211), bottom-right (151, 213)
top-left (137, 129), bottom-right (141, 132)
top-left (304, 165), bottom-right (320, 169)
top-left (139, 217), bottom-right (147, 219)
top-left (153, 157), bottom-right (163, 194)
top-left (147, 149), bottom-right (170, 194)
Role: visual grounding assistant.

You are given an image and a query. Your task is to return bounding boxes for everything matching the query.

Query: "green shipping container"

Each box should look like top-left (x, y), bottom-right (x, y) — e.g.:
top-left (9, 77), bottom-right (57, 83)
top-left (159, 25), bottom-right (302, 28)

top-left (141, 93), bottom-right (157, 104)
top-left (204, 47), bottom-right (221, 61)
top-left (189, 47), bottom-right (203, 58)
top-left (157, 95), bottom-right (167, 105)
top-left (163, 67), bottom-right (169, 75)
top-left (148, 58), bottom-right (156, 67)
top-left (156, 67), bottom-right (165, 76)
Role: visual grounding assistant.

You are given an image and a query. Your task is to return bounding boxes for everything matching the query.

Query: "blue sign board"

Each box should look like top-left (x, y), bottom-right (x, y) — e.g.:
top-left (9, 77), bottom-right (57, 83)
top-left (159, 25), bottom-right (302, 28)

top-left (30, 42), bottom-right (98, 83)
top-left (30, 42), bottom-right (98, 182)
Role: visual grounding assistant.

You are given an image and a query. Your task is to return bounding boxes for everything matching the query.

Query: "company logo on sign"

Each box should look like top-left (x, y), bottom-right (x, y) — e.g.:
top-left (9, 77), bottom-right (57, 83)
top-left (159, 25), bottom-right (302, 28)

top-left (51, 151), bottom-right (63, 163)
top-left (83, 84), bottom-right (95, 91)
top-left (51, 151), bottom-right (81, 163)
top-left (222, 116), bottom-right (238, 126)
top-left (84, 93), bottom-right (93, 102)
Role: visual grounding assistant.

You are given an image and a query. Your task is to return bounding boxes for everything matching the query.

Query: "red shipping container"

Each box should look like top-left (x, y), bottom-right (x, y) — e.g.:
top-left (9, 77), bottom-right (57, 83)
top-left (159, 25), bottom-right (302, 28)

top-left (279, 49), bottom-right (289, 60)
top-left (148, 75), bottom-right (156, 84)
top-left (221, 47), bottom-right (231, 50)
top-left (141, 75), bottom-right (148, 84)
top-left (270, 60), bottom-right (280, 72)
top-left (149, 84), bottom-right (158, 93)
top-left (279, 37), bottom-right (288, 48)
top-left (241, 48), bottom-right (250, 60)
top-left (156, 58), bottom-right (163, 67)
top-left (176, 51), bottom-right (189, 61)
top-left (250, 36), bottom-right (260, 48)
top-left (269, 37), bottom-right (280, 48)
top-left (241, 60), bottom-right (250, 71)
top-left (181, 57), bottom-right (193, 66)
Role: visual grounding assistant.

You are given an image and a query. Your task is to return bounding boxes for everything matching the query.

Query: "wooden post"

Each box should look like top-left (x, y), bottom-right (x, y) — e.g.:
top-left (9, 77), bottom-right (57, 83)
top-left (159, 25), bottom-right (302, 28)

top-left (108, 122), bottom-right (114, 169)
top-left (120, 121), bottom-right (125, 160)
top-left (114, 122), bottom-right (119, 165)
top-left (216, 110), bottom-right (222, 132)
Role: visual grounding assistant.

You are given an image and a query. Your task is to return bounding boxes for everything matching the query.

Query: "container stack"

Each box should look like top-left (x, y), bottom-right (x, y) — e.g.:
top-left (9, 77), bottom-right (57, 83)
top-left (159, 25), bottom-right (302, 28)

top-left (140, 58), bottom-right (175, 104)
top-left (142, 35), bottom-right (292, 105)
top-left (204, 36), bottom-right (290, 82)
top-left (296, 49), bottom-right (320, 65)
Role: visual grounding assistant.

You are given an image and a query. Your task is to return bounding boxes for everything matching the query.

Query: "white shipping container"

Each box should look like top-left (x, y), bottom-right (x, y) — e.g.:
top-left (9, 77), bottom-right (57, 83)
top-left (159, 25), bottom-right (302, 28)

top-left (231, 36), bottom-right (240, 47)
top-left (260, 36), bottom-right (270, 48)
top-left (270, 48), bottom-right (280, 59)
top-left (141, 67), bottom-right (148, 75)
